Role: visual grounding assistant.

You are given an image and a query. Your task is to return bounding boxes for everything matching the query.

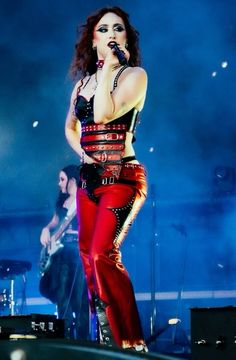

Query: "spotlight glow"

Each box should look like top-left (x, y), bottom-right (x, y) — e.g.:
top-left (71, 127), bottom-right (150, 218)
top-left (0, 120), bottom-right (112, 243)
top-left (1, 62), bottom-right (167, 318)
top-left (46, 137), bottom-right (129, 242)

top-left (211, 71), bottom-right (217, 77)
top-left (168, 318), bottom-right (181, 325)
top-left (221, 61), bottom-right (228, 68)
top-left (10, 349), bottom-right (26, 360)
top-left (149, 147), bottom-right (154, 152)
top-left (32, 121), bottom-right (39, 128)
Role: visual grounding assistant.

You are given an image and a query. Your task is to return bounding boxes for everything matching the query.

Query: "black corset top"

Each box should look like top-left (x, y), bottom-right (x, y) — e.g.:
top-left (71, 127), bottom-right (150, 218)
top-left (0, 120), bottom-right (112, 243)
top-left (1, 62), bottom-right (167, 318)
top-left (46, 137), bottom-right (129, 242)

top-left (74, 94), bottom-right (94, 126)
top-left (74, 94), bottom-right (139, 132)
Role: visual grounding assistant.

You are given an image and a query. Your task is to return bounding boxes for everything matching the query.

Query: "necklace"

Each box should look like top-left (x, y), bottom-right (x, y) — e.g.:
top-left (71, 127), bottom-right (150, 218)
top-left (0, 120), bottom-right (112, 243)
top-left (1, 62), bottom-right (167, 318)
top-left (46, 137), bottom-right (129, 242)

top-left (96, 59), bottom-right (104, 69)
top-left (91, 64), bottom-right (125, 92)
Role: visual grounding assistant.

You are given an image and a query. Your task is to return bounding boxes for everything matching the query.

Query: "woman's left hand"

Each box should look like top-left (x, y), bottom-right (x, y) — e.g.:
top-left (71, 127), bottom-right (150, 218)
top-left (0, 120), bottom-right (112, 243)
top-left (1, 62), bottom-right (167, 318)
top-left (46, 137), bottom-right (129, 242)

top-left (81, 151), bottom-right (98, 164)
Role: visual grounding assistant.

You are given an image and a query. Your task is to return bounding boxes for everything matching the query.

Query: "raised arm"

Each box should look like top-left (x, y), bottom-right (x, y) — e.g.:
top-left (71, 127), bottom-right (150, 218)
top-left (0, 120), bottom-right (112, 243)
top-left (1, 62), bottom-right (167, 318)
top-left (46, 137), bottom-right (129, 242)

top-left (93, 65), bottom-right (147, 124)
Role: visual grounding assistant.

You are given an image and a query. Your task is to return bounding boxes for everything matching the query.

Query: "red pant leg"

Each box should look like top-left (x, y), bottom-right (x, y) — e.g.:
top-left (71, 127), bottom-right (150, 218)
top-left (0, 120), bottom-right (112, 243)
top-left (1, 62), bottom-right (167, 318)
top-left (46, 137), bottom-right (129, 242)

top-left (76, 188), bottom-right (98, 309)
top-left (77, 165), bottom-right (147, 348)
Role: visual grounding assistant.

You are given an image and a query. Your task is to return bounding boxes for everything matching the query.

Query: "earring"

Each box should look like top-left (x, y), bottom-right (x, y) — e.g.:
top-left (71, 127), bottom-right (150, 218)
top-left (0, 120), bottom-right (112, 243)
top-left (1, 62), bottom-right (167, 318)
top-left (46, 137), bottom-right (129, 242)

top-left (92, 45), bottom-right (97, 50)
top-left (125, 43), bottom-right (128, 49)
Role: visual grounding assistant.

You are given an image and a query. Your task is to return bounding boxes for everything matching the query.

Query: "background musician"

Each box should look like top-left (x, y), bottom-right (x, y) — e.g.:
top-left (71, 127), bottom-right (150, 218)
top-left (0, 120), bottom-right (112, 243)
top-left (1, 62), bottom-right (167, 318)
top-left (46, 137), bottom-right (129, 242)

top-left (39, 165), bottom-right (89, 340)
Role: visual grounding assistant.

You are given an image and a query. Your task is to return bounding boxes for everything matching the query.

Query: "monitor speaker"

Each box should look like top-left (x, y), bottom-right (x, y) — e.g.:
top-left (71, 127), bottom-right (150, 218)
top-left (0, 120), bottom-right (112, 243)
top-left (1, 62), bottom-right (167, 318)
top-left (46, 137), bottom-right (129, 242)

top-left (191, 306), bottom-right (236, 360)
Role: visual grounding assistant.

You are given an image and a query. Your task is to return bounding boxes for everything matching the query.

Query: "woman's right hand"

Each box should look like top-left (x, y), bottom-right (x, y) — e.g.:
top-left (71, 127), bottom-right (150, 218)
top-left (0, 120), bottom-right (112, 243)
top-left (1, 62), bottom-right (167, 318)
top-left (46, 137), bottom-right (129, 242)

top-left (105, 42), bottom-right (130, 69)
top-left (40, 227), bottom-right (51, 247)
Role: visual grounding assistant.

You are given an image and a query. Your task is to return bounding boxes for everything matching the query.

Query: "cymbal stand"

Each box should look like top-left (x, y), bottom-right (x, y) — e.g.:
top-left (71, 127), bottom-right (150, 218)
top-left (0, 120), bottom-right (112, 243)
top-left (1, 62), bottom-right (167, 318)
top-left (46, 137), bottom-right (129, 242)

top-left (149, 184), bottom-right (159, 337)
top-left (10, 278), bottom-right (15, 315)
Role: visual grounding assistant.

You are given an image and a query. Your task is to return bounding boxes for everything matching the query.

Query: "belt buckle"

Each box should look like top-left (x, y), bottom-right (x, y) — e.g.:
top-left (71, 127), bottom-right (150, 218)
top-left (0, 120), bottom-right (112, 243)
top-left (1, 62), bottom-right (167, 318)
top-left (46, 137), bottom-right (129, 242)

top-left (102, 177), bottom-right (115, 185)
top-left (81, 181), bottom-right (86, 189)
top-left (101, 152), bottom-right (108, 162)
top-left (102, 177), bottom-right (108, 185)
top-left (106, 133), bottom-right (119, 141)
top-left (109, 177), bottom-right (115, 184)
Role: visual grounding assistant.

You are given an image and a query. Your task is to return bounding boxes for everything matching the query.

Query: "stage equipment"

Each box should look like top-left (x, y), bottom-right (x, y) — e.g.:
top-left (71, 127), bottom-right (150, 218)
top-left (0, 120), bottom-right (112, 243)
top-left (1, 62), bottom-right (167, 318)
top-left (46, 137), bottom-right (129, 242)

top-left (0, 289), bottom-right (10, 311)
top-left (0, 259), bottom-right (31, 315)
top-left (191, 306), bottom-right (236, 360)
top-left (0, 338), bottom-right (185, 360)
top-left (0, 313), bottom-right (64, 340)
top-left (146, 318), bottom-right (181, 345)
top-left (147, 185), bottom-right (190, 355)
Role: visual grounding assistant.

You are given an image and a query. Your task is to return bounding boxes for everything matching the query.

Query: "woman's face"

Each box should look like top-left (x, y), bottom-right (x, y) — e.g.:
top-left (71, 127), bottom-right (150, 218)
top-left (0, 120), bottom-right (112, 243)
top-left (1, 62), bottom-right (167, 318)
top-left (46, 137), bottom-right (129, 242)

top-left (58, 171), bottom-right (68, 193)
top-left (93, 12), bottom-right (127, 59)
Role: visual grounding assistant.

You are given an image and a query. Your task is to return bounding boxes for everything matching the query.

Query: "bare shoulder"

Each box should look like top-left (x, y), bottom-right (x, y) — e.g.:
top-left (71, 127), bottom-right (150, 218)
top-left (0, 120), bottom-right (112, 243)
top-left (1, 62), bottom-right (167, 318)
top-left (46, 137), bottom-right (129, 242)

top-left (126, 66), bottom-right (147, 76)
top-left (123, 66), bottom-right (147, 84)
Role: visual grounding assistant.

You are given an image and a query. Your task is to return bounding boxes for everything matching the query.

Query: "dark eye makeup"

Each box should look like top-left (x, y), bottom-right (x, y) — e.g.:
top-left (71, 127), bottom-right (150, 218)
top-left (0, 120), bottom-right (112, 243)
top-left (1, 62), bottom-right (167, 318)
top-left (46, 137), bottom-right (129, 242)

top-left (97, 26), bottom-right (107, 33)
top-left (96, 23), bottom-right (125, 33)
top-left (114, 24), bottom-right (125, 32)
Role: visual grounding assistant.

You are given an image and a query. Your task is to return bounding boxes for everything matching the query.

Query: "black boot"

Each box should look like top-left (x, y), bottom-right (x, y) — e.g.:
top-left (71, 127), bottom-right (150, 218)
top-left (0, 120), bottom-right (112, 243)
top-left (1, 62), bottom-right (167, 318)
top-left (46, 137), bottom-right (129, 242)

top-left (94, 296), bottom-right (116, 347)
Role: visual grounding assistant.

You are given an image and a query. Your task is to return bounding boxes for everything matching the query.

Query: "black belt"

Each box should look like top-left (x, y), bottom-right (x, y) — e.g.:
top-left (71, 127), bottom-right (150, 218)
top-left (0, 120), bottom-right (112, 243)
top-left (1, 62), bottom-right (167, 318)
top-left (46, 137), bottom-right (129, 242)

top-left (79, 176), bottom-right (136, 189)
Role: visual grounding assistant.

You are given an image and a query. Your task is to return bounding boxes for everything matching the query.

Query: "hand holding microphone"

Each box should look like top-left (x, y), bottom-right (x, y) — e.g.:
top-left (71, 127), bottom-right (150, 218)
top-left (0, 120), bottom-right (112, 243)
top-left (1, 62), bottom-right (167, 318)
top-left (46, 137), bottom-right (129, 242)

top-left (108, 41), bottom-right (128, 66)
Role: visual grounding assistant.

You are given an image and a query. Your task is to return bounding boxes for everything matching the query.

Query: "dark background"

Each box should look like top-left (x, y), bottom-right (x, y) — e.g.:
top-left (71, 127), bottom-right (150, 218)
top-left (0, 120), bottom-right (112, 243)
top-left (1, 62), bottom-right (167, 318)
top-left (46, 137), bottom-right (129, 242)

top-left (0, 0), bottom-right (236, 356)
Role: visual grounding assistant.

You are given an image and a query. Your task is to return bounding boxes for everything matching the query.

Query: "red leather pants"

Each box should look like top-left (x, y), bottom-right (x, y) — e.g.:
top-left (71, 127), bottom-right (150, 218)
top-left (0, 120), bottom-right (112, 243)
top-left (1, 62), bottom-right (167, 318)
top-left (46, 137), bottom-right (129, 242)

top-left (76, 163), bottom-right (147, 348)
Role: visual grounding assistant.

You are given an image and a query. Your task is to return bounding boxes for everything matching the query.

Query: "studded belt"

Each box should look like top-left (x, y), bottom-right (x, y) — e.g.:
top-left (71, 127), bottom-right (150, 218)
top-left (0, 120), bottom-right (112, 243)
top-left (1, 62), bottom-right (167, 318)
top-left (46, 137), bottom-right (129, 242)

top-left (92, 152), bottom-right (121, 163)
top-left (83, 144), bottom-right (124, 152)
top-left (79, 176), bottom-right (136, 189)
top-left (81, 126), bottom-right (126, 175)
top-left (79, 163), bottom-right (145, 189)
top-left (82, 124), bottom-right (127, 133)
top-left (81, 132), bottom-right (125, 143)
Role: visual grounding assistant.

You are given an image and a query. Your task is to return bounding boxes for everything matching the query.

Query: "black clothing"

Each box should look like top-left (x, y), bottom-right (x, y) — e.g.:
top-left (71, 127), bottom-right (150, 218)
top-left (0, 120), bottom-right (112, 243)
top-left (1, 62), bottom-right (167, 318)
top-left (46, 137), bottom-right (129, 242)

top-left (74, 94), bottom-right (138, 129)
top-left (74, 65), bottom-right (139, 136)
top-left (39, 207), bottom-right (89, 340)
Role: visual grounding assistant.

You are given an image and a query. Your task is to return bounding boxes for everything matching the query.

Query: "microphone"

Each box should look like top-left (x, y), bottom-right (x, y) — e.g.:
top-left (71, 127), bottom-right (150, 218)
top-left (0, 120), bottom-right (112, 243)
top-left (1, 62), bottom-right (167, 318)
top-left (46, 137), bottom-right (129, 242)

top-left (108, 41), bottom-right (128, 66)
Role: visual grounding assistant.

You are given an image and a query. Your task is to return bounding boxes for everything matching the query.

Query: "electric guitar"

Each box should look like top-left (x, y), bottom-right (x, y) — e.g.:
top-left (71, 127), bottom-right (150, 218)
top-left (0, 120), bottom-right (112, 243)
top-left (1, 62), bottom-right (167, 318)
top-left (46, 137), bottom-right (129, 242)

top-left (39, 210), bottom-right (77, 275)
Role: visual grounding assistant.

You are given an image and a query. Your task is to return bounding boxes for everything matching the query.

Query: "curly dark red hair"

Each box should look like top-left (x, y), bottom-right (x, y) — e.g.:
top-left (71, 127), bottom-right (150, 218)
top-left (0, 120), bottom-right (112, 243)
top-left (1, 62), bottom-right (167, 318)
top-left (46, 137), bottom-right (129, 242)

top-left (69, 6), bottom-right (141, 79)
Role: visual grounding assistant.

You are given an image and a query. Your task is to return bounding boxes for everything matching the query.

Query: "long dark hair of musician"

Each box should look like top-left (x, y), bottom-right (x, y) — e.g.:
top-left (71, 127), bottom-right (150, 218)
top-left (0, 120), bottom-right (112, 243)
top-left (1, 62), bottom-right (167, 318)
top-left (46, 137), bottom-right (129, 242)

top-left (55, 165), bottom-right (80, 211)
